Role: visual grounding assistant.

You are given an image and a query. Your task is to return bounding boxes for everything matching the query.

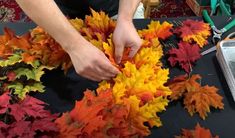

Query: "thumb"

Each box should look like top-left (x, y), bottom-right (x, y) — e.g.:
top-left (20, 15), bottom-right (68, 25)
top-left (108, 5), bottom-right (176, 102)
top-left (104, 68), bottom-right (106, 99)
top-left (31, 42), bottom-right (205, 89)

top-left (115, 43), bottom-right (124, 64)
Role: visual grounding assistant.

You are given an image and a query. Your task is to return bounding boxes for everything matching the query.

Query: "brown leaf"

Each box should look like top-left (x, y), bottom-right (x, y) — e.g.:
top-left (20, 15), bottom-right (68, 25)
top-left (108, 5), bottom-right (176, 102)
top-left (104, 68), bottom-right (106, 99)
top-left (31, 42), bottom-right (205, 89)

top-left (184, 85), bottom-right (224, 120)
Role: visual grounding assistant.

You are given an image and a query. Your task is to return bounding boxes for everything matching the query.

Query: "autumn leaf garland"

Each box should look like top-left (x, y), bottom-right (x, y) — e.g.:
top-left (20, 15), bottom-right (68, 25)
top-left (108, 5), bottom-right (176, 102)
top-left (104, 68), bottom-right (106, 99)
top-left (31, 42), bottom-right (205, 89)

top-left (0, 10), bottom-right (223, 137)
top-left (56, 10), bottom-right (173, 137)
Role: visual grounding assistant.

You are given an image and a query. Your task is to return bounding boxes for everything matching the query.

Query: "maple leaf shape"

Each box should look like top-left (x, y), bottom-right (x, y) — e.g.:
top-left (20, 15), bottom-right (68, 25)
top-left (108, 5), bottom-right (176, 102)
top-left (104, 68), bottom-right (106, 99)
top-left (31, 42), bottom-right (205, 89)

top-left (30, 27), bottom-right (71, 72)
top-left (69, 90), bottom-right (109, 135)
top-left (8, 82), bottom-right (44, 99)
top-left (7, 120), bottom-right (33, 138)
top-left (32, 117), bottom-right (59, 132)
top-left (175, 123), bottom-right (219, 138)
top-left (184, 85), bottom-right (224, 120)
top-left (174, 19), bottom-right (211, 47)
top-left (166, 74), bottom-right (201, 100)
top-left (0, 54), bottom-right (22, 67)
top-left (9, 96), bottom-right (49, 121)
top-left (0, 93), bottom-right (10, 114)
top-left (167, 74), bottom-right (224, 119)
top-left (138, 21), bottom-right (173, 40)
top-left (168, 42), bottom-right (201, 73)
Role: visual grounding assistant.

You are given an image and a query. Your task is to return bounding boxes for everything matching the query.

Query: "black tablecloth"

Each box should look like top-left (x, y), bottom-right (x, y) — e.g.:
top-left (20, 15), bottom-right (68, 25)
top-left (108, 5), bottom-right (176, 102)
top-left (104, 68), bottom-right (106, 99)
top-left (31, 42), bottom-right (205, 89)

top-left (1, 16), bottom-right (235, 138)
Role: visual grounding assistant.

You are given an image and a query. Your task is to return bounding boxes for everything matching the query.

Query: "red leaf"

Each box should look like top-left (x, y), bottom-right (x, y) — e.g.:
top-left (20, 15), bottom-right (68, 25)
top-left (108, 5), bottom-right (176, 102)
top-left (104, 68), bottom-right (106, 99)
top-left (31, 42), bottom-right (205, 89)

top-left (32, 117), bottom-right (58, 132)
top-left (8, 120), bottom-right (33, 138)
top-left (0, 93), bottom-right (10, 114)
top-left (7, 71), bottom-right (16, 81)
top-left (168, 42), bottom-right (201, 73)
top-left (9, 96), bottom-right (49, 121)
top-left (174, 19), bottom-right (211, 47)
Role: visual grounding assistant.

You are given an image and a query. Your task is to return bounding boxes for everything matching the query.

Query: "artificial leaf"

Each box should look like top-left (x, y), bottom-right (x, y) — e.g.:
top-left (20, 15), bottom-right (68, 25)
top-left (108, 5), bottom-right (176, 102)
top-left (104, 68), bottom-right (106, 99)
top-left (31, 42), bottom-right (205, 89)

top-left (175, 123), bottom-right (219, 138)
top-left (56, 90), bottom-right (149, 137)
top-left (30, 27), bottom-right (71, 71)
top-left (7, 71), bottom-right (16, 81)
top-left (55, 113), bottom-right (82, 138)
top-left (31, 117), bottom-right (59, 132)
top-left (0, 94), bottom-right (58, 138)
top-left (168, 42), bottom-right (201, 73)
top-left (184, 85), bottom-right (224, 120)
top-left (0, 92), bottom-right (10, 114)
top-left (167, 74), bottom-right (224, 119)
top-left (14, 66), bottom-right (47, 81)
top-left (174, 19), bottom-right (211, 47)
top-left (0, 54), bottom-right (22, 67)
top-left (8, 82), bottom-right (44, 99)
top-left (9, 96), bottom-right (48, 121)
top-left (138, 21), bottom-right (173, 40)
top-left (166, 74), bottom-right (201, 100)
top-left (7, 120), bottom-right (32, 138)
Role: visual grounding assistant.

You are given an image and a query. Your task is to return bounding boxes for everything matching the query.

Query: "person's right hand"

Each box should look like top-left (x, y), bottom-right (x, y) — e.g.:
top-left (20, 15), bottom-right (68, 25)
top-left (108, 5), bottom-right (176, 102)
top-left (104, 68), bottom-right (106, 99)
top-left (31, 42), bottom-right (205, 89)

top-left (67, 40), bottom-right (120, 82)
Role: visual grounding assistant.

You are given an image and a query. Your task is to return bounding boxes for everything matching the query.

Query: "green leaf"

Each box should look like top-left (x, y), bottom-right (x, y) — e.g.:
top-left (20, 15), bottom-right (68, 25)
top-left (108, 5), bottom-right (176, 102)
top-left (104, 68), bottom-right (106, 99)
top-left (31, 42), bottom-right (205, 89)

top-left (0, 76), bottom-right (7, 80)
top-left (8, 82), bottom-right (45, 99)
top-left (14, 66), bottom-right (52, 81)
top-left (28, 60), bottom-right (41, 68)
top-left (0, 54), bottom-right (22, 67)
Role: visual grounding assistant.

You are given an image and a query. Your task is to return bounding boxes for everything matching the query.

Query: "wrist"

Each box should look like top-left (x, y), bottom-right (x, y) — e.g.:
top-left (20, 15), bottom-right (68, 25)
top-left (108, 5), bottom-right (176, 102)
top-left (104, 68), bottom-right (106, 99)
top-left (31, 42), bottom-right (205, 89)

top-left (60, 32), bottom-right (86, 53)
top-left (117, 15), bottom-right (133, 23)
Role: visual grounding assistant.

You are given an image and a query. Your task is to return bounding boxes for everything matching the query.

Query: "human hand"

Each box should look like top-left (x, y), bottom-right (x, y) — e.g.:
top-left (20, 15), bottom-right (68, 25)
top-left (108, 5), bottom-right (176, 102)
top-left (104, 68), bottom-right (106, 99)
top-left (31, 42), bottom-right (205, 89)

top-left (113, 20), bottom-right (142, 63)
top-left (67, 40), bottom-right (120, 82)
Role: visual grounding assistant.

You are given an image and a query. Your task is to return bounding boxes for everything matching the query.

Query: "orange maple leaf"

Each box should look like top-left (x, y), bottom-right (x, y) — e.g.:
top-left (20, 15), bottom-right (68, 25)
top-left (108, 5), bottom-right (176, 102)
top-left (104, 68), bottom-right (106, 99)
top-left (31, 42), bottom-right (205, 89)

top-left (176, 123), bottom-right (219, 138)
top-left (55, 89), bottom-right (149, 137)
top-left (166, 74), bottom-right (200, 100)
top-left (138, 21), bottom-right (173, 41)
top-left (167, 74), bottom-right (224, 119)
top-left (184, 85), bottom-right (224, 120)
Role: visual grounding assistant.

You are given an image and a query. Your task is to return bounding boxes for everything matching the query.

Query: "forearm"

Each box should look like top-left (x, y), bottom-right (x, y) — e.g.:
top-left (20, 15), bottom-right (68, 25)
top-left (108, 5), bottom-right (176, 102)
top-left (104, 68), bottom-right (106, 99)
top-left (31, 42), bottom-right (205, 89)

top-left (117, 0), bottom-right (141, 22)
top-left (16, 0), bottom-right (85, 52)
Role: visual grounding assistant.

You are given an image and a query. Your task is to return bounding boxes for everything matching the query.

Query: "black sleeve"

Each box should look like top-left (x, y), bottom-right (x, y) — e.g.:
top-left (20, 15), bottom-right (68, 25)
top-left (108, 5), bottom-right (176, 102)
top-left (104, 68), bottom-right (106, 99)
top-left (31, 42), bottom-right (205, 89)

top-left (87, 0), bottom-right (119, 17)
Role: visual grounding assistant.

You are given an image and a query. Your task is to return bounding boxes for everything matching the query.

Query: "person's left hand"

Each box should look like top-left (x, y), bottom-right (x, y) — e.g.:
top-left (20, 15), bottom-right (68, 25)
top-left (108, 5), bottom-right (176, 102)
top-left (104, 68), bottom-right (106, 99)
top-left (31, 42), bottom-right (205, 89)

top-left (113, 20), bottom-right (142, 64)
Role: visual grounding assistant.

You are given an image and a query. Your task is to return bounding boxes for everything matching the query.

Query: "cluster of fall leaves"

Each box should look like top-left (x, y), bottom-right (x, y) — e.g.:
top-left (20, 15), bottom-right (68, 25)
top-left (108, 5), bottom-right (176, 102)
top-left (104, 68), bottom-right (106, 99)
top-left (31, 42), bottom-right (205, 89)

top-left (0, 10), bottom-right (222, 137)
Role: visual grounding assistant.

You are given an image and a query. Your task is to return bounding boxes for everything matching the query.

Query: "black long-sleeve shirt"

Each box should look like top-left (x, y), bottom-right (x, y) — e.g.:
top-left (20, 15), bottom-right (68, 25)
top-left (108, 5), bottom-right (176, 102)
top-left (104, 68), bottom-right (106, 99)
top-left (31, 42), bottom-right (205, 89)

top-left (54, 0), bottom-right (119, 19)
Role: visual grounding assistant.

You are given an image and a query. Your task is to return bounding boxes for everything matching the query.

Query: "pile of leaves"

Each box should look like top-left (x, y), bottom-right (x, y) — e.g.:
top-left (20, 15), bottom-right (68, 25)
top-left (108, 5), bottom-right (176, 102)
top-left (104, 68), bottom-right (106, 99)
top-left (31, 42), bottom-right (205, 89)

top-left (0, 17), bottom-right (69, 137)
top-left (56, 10), bottom-right (173, 137)
top-left (0, 93), bottom-right (58, 137)
top-left (175, 123), bottom-right (219, 138)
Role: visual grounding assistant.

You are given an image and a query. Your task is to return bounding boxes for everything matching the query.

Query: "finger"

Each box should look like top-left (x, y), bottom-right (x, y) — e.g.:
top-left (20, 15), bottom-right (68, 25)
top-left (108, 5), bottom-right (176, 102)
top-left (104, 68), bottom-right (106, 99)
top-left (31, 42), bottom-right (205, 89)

top-left (99, 58), bottom-right (120, 75)
top-left (128, 41), bottom-right (142, 58)
top-left (114, 42), bottom-right (125, 64)
top-left (95, 65), bottom-right (116, 78)
top-left (83, 70), bottom-right (109, 82)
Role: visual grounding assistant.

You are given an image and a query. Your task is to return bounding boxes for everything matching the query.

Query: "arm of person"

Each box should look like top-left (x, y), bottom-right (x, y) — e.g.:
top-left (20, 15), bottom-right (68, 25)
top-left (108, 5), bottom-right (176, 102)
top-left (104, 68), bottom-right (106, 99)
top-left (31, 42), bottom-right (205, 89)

top-left (113, 0), bottom-right (142, 63)
top-left (16, 0), bottom-right (119, 81)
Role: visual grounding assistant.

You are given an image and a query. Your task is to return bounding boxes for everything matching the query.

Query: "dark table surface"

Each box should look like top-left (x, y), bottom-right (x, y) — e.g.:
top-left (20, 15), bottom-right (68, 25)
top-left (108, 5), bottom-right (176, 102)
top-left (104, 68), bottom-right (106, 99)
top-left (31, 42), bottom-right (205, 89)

top-left (1, 16), bottom-right (235, 138)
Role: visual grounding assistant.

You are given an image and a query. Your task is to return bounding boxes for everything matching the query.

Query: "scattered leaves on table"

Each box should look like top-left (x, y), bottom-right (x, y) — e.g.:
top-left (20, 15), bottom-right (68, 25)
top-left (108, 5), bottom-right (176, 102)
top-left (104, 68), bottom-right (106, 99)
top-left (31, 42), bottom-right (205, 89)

top-left (166, 74), bottom-right (224, 119)
top-left (174, 19), bottom-right (211, 47)
top-left (175, 123), bottom-right (219, 138)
